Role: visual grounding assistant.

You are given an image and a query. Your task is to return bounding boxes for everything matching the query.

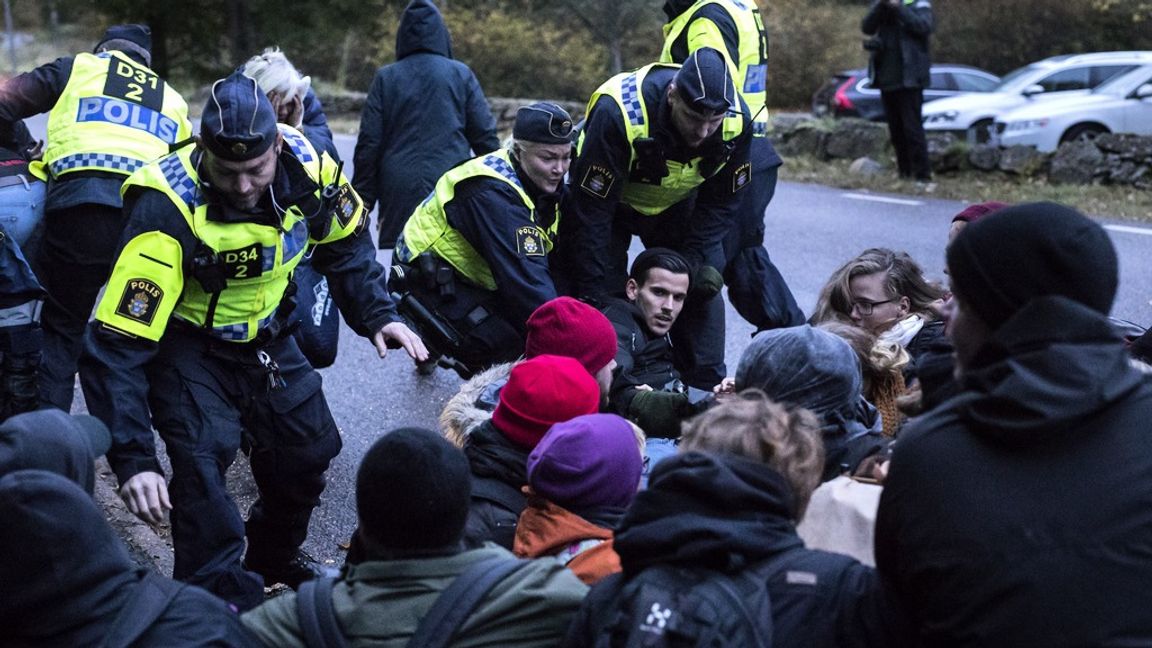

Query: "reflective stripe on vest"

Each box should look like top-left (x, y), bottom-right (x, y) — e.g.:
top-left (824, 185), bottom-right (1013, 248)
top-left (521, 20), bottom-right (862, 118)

top-left (660, 0), bottom-right (770, 136)
top-left (105, 125), bottom-right (361, 343)
top-left (398, 149), bottom-right (555, 291)
top-left (40, 51), bottom-right (191, 180)
top-left (583, 64), bottom-right (745, 215)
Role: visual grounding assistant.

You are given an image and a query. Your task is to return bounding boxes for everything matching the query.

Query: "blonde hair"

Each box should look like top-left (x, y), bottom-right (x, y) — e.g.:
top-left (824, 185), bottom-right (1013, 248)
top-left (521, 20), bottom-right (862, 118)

top-left (241, 47), bottom-right (311, 102)
top-left (680, 390), bottom-right (824, 519)
top-left (819, 321), bottom-right (909, 436)
top-left (811, 248), bottom-right (946, 325)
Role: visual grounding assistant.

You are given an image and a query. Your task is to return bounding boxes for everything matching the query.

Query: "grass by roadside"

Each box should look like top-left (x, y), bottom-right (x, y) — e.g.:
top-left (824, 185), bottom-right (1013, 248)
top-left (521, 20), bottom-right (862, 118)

top-left (779, 154), bottom-right (1152, 222)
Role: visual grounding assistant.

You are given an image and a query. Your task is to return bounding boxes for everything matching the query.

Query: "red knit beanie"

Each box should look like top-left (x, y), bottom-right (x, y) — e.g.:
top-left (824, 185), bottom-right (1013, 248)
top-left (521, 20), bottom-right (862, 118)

top-left (951, 201), bottom-right (1009, 224)
top-left (492, 355), bottom-right (601, 450)
top-left (524, 297), bottom-right (617, 374)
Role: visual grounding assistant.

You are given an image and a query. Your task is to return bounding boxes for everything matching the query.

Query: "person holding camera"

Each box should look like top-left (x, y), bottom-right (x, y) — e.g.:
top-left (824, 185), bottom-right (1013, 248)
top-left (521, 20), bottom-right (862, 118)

top-left (862, 0), bottom-right (935, 182)
top-left (391, 103), bottom-right (575, 378)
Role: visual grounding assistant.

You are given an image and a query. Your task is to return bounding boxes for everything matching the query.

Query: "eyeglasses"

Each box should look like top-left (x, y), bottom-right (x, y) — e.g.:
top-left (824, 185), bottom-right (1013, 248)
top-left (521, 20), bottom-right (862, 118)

top-left (850, 298), bottom-right (898, 316)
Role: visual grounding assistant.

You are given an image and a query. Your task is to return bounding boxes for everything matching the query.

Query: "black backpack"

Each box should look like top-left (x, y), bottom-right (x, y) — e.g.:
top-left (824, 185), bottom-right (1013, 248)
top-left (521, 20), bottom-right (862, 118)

top-left (592, 561), bottom-right (778, 648)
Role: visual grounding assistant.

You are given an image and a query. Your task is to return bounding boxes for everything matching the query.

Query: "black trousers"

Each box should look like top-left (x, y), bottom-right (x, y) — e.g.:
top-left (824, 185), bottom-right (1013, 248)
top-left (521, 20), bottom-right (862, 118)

top-left (880, 88), bottom-right (931, 180)
top-left (32, 204), bottom-right (124, 410)
top-left (145, 327), bottom-right (341, 610)
top-left (607, 200), bottom-right (727, 390)
top-left (722, 159), bottom-right (805, 331)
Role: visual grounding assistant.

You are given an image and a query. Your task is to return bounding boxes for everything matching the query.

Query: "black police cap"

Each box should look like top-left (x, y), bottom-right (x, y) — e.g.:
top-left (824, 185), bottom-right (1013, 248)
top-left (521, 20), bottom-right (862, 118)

top-left (200, 71), bottom-right (279, 162)
top-left (513, 102), bottom-right (575, 145)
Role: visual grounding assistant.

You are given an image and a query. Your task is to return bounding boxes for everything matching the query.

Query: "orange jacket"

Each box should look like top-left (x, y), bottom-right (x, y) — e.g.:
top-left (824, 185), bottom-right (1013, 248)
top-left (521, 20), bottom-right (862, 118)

top-left (513, 494), bottom-right (621, 585)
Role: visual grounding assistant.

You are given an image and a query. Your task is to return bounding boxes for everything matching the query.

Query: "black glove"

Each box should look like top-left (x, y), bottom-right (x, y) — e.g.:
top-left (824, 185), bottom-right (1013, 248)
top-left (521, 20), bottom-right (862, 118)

top-left (690, 264), bottom-right (724, 300)
top-left (628, 389), bottom-right (691, 439)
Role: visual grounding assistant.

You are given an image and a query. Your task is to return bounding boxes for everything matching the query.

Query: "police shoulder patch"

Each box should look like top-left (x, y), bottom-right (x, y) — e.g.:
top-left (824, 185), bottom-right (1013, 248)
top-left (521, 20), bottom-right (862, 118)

top-left (115, 278), bottom-right (164, 325)
top-left (732, 162), bottom-right (752, 193)
top-left (516, 226), bottom-right (546, 257)
top-left (580, 164), bottom-right (615, 198)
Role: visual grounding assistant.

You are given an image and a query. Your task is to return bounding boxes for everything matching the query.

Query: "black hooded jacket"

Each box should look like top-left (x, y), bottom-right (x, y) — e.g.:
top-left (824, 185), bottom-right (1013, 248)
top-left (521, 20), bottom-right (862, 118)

top-left (0, 470), bottom-right (255, 647)
top-left (351, 0), bottom-right (500, 248)
top-left (876, 296), bottom-right (1152, 647)
top-left (564, 452), bottom-right (911, 648)
top-left (462, 420), bottom-right (531, 550)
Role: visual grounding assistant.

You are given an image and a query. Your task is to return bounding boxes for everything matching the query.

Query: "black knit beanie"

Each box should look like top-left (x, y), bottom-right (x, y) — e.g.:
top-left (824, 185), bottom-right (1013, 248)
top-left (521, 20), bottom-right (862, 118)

top-left (946, 201), bottom-right (1117, 331)
top-left (356, 427), bottom-right (471, 551)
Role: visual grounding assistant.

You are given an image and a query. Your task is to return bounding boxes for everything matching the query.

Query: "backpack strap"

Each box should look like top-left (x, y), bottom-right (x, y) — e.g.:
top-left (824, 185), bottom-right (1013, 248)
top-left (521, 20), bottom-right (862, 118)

top-left (102, 571), bottom-right (184, 648)
top-left (297, 576), bottom-right (349, 648)
top-left (405, 557), bottom-right (529, 648)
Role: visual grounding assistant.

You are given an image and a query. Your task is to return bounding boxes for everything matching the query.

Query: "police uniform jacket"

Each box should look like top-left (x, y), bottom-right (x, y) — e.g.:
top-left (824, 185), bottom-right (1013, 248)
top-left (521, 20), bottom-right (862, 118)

top-left (81, 130), bottom-right (402, 485)
top-left (661, 0), bottom-right (783, 170)
top-left (561, 65), bottom-right (752, 298)
top-left (398, 149), bottom-right (560, 334)
top-left (0, 50), bottom-right (192, 212)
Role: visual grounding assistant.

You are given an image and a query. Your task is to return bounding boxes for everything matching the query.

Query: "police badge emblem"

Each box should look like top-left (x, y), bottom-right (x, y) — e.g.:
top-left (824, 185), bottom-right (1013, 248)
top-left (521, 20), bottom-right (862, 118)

top-left (581, 165), bottom-right (615, 198)
top-left (732, 162), bottom-right (752, 193)
top-left (115, 278), bottom-right (164, 325)
top-left (516, 226), bottom-right (546, 257)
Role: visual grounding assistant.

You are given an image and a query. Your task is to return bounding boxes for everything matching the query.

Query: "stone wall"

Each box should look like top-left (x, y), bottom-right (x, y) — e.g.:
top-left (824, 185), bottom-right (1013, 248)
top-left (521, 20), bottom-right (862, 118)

top-left (771, 114), bottom-right (1152, 190)
top-left (316, 90), bottom-right (584, 136)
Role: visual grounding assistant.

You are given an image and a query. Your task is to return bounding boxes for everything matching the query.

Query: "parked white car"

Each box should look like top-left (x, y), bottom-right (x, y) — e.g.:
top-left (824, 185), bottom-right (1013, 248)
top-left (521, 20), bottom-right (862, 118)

top-left (922, 51), bottom-right (1152, 144)
top-left (994, 64), bottom-right (1152, 152)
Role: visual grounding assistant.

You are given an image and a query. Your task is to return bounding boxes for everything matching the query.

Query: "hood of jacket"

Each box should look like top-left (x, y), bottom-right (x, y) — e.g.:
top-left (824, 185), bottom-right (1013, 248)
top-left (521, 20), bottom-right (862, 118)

top-left (440, 362), bottom-right (514, 447)
top-left (464, 420), bottom-right (530, 486)
top-left (0, 470), bottom-right (139, 645)
top-left (396, 0), bottom-right (453, 59)
top-left (958, 296), bottom-right (1147, 445)
top-left (613, 452), bottom-right (804, 574)
top-left (514, 495), bottom-right (614, 557)
top-left (663, 0), bottom-right (699, 21)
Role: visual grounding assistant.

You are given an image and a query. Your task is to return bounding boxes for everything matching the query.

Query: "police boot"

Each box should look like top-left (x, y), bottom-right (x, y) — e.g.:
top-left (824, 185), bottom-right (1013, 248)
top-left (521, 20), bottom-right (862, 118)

top-left (243, 549), bottom-right (327, 590)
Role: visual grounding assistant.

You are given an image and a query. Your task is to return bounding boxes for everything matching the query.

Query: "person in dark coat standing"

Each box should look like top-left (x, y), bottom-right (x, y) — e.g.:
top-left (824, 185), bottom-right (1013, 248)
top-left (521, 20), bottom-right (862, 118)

top-left (876, 202), bottom-right (1152, 647)
top-left (353, 0), bottom-right (500, 249)
top-left (862, 0), bottom-right (934, 181)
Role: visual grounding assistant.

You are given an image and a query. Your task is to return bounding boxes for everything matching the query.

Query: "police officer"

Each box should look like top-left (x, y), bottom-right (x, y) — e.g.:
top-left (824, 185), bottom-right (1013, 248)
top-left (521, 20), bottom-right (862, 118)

top-left (78, 72), bottom-right (427, 610)
top-left (0, 24), bottom-right (194, 412)
top-left (661, 0), bottom-right (806, 332)
top-left (392, 102), bottom-right (574, 377)
top-left (556, 48), bottom-right (751, 389)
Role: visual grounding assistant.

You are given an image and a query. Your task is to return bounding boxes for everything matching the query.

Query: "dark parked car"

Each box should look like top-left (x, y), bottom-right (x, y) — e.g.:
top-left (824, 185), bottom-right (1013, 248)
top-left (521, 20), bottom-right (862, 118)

top-left (811, 64), bottom-right (1000, 121)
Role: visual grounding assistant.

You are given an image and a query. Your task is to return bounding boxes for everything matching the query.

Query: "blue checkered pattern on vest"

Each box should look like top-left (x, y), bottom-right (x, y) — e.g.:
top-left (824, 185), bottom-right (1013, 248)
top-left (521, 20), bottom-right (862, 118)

top-left (281, 218), bottom-right (308, 265)
top-left (50, 152), bottom-right (144, 178)
top-left (282, 130), bottom-right (314, 163)
top-left (482, 155), bottom-right (522, 188)
top-left (621, 74), bottom-right (645, 127)
top-left (211, 312), bottom-right (275, 341)
top-left (158, 155), bottom-right (201, 210)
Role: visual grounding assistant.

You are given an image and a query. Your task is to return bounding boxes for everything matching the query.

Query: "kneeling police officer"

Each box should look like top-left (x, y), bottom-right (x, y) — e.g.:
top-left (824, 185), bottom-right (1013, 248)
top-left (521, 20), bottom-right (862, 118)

top-left (392, 102), bottom-right (574, 377)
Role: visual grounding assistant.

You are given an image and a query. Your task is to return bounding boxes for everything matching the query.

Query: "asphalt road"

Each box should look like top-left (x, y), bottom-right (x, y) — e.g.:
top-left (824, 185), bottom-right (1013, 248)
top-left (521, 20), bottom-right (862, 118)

top-left (25, 116), bottom-right (1152, 570)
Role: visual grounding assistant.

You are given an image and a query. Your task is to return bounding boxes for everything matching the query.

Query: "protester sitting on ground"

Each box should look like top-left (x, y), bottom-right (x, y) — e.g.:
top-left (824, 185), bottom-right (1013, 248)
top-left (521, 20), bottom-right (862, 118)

top-left (811, 247), bottom-right (952, 408)
top-left (241, 46), bottom-right (342, 370)
top-left (0, 409), bottom-right (110, 493)
top-left (1, 470), bottom-right (254, 647)
top-left (876, 202), bottom-right (1152, 646)
top-left (562, 391), bottom-right (912, 648)
top-left (819, 321), bottom-right (910, 438)
top-left (244, 427), bottom-right (587, 647)
top-left (463, 354), bottom-right (601, 550)
top-left (439, 296), bottom-right (618, 446)
top-left (734, 325), bottom-right (885, 481)
top-left (514, 413), bottom-right (643, 585)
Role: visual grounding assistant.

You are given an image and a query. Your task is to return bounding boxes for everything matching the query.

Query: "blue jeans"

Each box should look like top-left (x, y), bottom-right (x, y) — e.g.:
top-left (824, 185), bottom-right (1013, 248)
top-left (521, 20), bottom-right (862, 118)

top-left (0, 175), bottom-right (46, 247)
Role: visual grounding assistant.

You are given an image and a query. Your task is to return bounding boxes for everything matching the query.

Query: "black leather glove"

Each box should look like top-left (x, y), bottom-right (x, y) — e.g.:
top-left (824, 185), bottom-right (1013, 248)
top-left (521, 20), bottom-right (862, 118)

top-left (690, 264), bottom-right (724, 300)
